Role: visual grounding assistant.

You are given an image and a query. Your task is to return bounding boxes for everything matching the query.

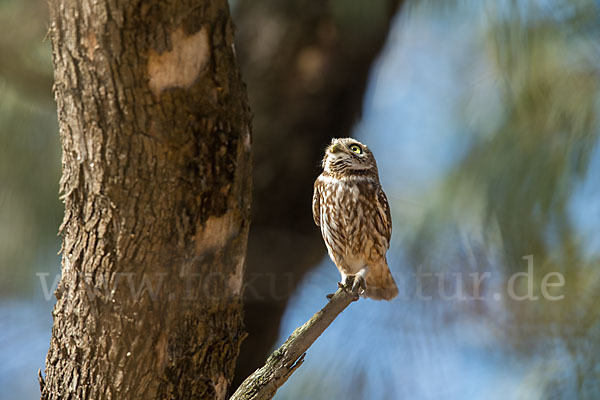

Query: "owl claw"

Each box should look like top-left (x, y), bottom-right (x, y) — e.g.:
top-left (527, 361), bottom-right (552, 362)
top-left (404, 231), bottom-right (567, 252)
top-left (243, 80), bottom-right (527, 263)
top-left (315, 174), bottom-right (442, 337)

top-left (342, 276), bottom-right (361, 300)
top-left (326, 280), bottom-right (358, 301)
top-left (351, 275), bottom-right (366, 296)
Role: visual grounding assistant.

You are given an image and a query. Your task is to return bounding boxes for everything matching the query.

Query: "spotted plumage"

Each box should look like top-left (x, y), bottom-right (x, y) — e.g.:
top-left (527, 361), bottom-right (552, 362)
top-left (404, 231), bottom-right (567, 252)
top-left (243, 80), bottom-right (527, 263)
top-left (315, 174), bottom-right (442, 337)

top-left (313, 138), bottom-right (398, 300)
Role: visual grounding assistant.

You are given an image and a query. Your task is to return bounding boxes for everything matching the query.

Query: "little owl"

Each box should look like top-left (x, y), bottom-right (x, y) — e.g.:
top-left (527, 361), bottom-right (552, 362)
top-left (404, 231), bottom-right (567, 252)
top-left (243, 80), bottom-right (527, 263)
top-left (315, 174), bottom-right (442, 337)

top-left (313, 138), bottom-right (398, 300)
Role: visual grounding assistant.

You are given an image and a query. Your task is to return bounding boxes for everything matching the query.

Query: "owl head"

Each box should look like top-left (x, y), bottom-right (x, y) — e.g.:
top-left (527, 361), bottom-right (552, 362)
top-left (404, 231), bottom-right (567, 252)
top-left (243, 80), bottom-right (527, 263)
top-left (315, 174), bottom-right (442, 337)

top-left (322, 137), bottom-right (379, 176)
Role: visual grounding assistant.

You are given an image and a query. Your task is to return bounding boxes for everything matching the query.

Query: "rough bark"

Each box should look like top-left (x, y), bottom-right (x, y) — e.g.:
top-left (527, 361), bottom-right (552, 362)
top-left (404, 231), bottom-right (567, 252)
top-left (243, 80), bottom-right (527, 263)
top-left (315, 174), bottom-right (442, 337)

top-left (232, 0), bottom-right (402, 386)
top-left (230, 287), bottom-right (359, 400)
top-left (41, 1), bottom-right (251, 399)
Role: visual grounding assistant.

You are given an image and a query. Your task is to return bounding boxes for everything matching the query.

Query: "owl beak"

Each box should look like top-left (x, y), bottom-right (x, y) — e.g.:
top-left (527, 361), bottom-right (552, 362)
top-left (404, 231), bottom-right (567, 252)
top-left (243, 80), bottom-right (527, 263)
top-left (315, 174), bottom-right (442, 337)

top-left (329, 143), bottom-right (343, 154)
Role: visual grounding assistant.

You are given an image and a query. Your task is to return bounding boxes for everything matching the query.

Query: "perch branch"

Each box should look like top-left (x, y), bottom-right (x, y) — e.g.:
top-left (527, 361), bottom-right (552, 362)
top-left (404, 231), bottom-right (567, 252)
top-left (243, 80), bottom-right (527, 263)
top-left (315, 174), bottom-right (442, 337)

top-left (230, 286), bottom-right (359, 400)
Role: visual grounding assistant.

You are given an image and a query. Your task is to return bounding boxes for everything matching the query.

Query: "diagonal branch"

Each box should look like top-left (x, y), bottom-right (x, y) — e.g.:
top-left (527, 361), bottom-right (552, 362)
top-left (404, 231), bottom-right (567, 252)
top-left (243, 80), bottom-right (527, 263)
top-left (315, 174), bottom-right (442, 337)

top-left (230, 287), bottom-right (359, 400)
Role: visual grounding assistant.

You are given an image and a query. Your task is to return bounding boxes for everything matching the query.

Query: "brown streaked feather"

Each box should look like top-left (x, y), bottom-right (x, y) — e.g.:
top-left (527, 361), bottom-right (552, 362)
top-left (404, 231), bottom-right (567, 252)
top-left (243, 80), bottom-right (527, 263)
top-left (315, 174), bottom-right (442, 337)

top-left (312, 179), bottom-right (321, 226)
top-left (376, 187), bottom-right (392, 245)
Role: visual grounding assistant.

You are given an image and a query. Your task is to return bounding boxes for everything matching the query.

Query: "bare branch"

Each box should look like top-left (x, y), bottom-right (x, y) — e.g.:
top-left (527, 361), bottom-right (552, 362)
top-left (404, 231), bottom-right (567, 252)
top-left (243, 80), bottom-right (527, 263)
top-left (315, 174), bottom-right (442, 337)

top-left (230, 287), bottom-right (359, 400)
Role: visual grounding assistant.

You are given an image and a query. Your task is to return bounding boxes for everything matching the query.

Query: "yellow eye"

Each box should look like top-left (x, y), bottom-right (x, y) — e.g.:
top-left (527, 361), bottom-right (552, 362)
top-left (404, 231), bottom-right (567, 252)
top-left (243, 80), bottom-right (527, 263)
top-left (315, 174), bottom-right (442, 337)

top-left (349, 144), bottom-right (362, 154)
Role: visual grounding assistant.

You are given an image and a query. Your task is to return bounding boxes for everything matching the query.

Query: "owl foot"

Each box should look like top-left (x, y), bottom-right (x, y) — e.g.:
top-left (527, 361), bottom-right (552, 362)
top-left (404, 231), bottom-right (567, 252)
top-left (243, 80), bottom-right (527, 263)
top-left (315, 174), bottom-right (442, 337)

top-left (347, 267), bottom-right (368, 297)
top-left (326, 281), bottom-right (358, 300)
top-left (351, 274), bottom-right (366, 295)
top-left (342, 276), bottom-right (362, 299)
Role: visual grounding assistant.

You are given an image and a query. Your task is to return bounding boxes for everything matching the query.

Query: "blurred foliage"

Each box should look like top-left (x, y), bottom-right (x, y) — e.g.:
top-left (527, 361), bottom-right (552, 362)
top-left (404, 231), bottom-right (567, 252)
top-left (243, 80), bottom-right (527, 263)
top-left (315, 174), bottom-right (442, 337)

top-left (0, 0), bottom-right (61, 296)
top-left (404, 0), bottom-right (600, 397)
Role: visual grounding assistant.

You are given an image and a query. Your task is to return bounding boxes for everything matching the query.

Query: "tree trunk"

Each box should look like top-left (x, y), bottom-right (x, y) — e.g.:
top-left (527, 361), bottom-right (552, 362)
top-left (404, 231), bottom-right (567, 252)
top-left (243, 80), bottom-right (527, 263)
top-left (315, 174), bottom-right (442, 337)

top-left (232, 0), bottom-right (402, 386)
top-left (41, 1), bottom-right (251, 399)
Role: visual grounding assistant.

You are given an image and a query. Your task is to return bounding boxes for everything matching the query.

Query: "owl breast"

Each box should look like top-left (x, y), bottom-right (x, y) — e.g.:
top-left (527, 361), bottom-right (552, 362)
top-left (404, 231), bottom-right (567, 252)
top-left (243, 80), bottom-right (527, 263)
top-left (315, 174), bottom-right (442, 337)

top-left (317, 175), bottom-right (389, 276)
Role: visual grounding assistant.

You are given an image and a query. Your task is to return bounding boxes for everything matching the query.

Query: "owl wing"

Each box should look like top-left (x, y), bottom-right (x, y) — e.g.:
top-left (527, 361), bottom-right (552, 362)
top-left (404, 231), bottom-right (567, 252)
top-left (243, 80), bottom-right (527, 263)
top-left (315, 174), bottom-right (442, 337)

top-left (376, 187), bottom-right (392, 246)
top-left (312, 179), bottom-right (321, 226)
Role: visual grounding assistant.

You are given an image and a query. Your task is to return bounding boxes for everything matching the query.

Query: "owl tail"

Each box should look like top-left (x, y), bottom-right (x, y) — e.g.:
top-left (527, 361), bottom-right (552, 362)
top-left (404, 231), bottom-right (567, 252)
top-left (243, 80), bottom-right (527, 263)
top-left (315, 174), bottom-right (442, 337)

top-left (365, 265), bottom-right (399, 301)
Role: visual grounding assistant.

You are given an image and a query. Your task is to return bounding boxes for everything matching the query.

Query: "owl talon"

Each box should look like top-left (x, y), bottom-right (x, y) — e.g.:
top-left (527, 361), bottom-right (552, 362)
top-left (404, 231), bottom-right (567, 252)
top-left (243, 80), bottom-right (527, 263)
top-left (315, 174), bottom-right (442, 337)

top-left (338, 276), bottom-right (361, 300)
top-left (326, 281), bottom-right (347, 300)
top-left (351, 274), bottom-right (366, 296)
top-left (340, 280), bottom-right (353, 293)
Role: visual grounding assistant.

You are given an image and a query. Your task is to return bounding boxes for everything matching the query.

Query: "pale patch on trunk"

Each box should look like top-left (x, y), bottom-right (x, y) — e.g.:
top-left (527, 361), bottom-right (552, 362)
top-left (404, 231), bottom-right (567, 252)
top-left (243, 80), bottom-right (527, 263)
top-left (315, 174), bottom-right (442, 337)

top-left (195, 211), bottom-right (238, 254)
top-left (229, 255), bottom-right (245, 295)
top-left (196, 211), bottom-right (245, 295)
top-left (213, 374), bottom-right (228, 400)
top-left (82, 30), bottom-right (98, 61)
top-left (147, 27), bottom-right (210, 96)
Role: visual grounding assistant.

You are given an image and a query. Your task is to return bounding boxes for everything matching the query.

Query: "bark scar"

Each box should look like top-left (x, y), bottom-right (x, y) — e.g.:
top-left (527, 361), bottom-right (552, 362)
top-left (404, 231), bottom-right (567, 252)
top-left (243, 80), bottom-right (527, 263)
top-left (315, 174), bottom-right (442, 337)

top-left (82, 31), bottom-right (98, 61)
top-left (147, 27), bottom-right (210, 97)
top-left (213, 374), bottom-right (227, 400)
top-left (195, 211), bottom-right (238, 254)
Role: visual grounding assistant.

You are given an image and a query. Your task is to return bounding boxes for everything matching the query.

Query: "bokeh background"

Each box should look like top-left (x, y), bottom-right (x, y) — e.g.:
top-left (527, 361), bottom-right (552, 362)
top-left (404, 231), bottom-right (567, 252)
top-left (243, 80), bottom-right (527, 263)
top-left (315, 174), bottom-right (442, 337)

top-left (1, 0), bottom-right (599, 399)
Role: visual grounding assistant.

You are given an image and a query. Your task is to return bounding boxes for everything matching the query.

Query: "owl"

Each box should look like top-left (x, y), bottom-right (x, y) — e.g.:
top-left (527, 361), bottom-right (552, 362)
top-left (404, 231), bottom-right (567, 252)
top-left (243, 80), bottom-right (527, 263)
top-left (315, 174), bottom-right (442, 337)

top-left (312, 137), bottom-right (398, 300)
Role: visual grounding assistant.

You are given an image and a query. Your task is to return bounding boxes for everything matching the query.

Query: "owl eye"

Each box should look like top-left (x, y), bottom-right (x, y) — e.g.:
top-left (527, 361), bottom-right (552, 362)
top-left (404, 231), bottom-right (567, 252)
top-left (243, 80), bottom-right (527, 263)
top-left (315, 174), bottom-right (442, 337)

top-left (349, 144), bottom-right (362, 154)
